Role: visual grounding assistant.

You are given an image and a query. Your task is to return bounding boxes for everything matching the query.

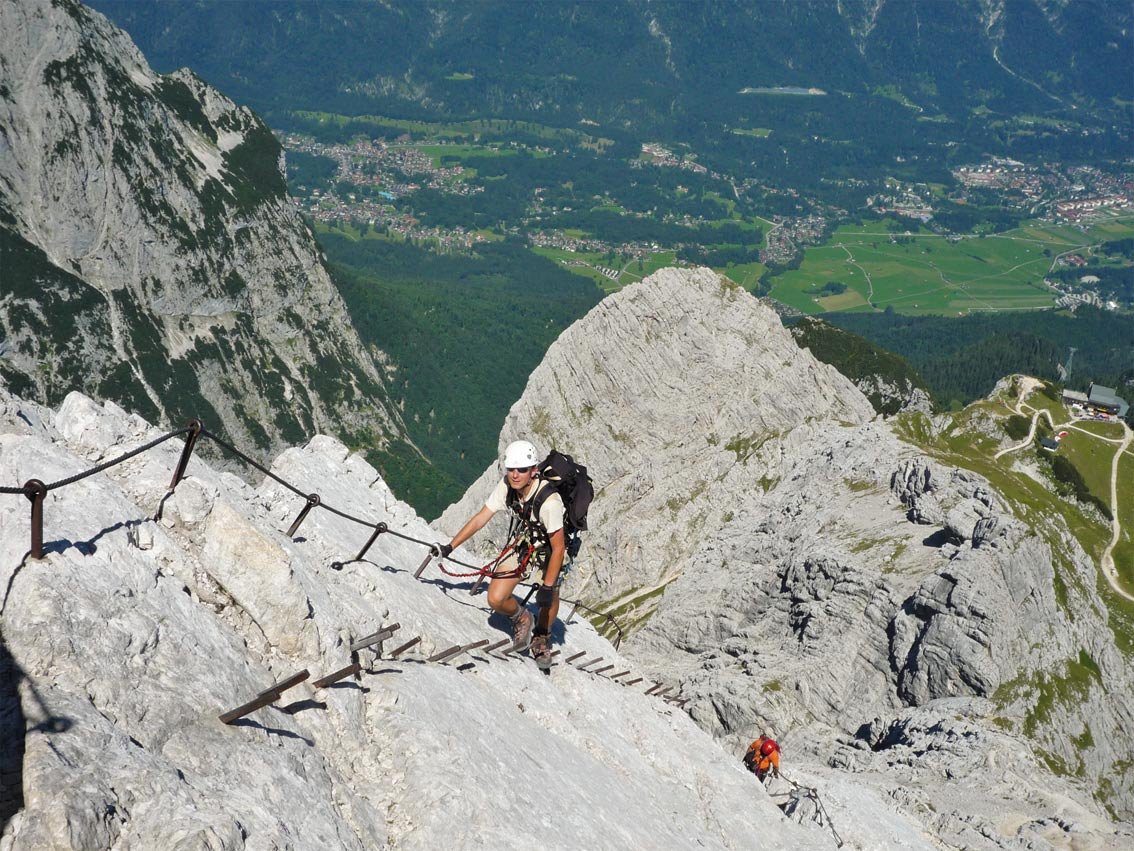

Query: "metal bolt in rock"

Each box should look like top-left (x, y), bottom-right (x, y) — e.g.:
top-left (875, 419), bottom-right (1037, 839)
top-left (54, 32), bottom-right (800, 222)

top-left (286, 493), bottom-right (321, 538)
top-left (23, 479), bottom-right (46, 560)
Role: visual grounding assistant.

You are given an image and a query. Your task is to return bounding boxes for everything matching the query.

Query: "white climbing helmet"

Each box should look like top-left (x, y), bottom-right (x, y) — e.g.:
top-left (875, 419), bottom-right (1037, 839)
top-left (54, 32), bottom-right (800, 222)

top-left (503, 439), bottom-right (540, 469)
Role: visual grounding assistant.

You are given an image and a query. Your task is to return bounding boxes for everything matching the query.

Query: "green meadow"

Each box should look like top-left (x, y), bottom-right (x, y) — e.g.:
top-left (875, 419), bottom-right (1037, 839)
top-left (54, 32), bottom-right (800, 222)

top-left (414, 143), bottom-right (516, 163)
top-left (768, 217), bottom-right (1134, 316)
top-left (1059, 430), bottom-right (1118, 511)
top-left (532, 246), bottom-right (681, 293)
top-left (720, 260), bottom-right (769, 291)
top-left (1118, 449), bottom-right (1134, 589)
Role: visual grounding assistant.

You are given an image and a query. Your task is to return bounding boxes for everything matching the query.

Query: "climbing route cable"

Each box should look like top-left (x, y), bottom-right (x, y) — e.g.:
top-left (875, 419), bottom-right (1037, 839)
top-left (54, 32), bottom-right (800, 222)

top-left (0, 425), bottom-right (191, 493)
top-left (3, 416), bottom-right (627, 646)
top-left (780, 774), bottom-right (844, 848)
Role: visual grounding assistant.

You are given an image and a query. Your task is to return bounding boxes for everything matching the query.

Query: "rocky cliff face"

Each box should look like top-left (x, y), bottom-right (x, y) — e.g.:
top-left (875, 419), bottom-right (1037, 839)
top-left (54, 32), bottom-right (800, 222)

top-left (0, 0), bottom-right (406, 458)
top-left (443, 267), bottom-right (1134, 848)
top-left (0, 384), bottom-right (957, 850)
top-left (439, 267), bottom-right (877, 605)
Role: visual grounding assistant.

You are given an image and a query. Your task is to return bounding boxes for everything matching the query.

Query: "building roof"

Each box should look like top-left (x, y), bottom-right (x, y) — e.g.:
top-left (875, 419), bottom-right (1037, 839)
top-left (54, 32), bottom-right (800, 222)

top-left (1040, 437), bottom-right (1061, 451)
top-left (1089, 383), bottom-right (1130, 417)
top-left (1062, 390), bottom-right (1089, 403)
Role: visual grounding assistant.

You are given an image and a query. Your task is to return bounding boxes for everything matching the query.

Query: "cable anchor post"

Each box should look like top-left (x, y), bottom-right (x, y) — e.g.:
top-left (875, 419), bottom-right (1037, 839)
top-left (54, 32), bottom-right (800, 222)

top-left (168, 418), bottom-right (203, 494)
top-left (413, 550), bottom-right (433, 579)
top-left (23, 479), bottom-right (47, 560)
top-left (355, 522), bottom-right (387, 562)
top-left (286, 493), bottom-right (321, 538)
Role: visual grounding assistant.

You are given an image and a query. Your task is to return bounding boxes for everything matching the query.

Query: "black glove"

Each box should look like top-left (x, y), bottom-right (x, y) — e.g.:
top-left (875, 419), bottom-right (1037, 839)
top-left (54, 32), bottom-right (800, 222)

top-left (431, 543), bottom-right (453, 559)
top-left (535, 584), bottom-right (556, 607)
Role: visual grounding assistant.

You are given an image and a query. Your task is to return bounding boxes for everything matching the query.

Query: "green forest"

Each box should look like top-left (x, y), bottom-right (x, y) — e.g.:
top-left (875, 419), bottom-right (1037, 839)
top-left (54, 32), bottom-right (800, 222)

top-left (93, 0), bottom-right (1133, 210)
top-left (788, 317), bottom-right (928, 416)
top-left (321, 229), bottom-right (601, 517)
top-left (827, 307), bottom-right (1134, 415)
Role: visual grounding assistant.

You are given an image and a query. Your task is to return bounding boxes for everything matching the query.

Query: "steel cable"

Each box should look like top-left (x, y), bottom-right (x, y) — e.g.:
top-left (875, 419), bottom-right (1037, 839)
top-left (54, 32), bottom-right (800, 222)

top-left (200, 429), bottom-right (309, 500)
top-left (1, 427), bottom-right (192, 495)
top-left (3, 417), bottom-right (628, 641)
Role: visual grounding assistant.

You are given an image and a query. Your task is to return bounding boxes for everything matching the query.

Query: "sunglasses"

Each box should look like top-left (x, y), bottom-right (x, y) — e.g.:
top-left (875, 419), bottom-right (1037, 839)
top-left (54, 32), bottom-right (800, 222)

top-left (506, 466), bottom-right (535, 474)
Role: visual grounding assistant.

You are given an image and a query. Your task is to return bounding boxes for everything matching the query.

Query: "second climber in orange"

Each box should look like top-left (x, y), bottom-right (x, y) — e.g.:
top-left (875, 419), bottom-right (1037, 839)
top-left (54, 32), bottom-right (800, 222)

top-left (743, 731), bottom-right (782, 782)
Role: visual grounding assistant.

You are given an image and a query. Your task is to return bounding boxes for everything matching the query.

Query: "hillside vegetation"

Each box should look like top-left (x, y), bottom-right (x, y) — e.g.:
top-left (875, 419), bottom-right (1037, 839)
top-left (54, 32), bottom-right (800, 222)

top-left (321, 229), bottom-right (601, 517)
top-left (788, 317), bottom-right (929, 416)
top-left (828, 308), bottom-right (1134, 412)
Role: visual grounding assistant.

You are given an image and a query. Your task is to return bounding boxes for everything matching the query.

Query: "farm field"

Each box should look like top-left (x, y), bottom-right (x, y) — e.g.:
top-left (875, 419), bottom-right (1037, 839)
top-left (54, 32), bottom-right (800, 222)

top-left (720, 260), bottom-right (769, 292)
top-left (531, 246), bottom-right (682, 293)
top-left (769, 217), bottom-right (1134, 316)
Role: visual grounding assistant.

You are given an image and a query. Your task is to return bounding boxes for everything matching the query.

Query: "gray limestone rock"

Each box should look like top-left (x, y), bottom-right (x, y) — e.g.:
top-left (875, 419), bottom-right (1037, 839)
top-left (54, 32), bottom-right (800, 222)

top-left (0, 386), bottom-right (832, 851)
top-left (444, 267), bottom-right (1134, 848)
top-left (439, 267), bottom-right (876, 608)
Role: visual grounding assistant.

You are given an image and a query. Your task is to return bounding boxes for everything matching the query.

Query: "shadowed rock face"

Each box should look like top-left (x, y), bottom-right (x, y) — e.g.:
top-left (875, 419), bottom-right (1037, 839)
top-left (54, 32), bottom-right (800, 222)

top-left (0, 0), bottom-right (406, 458)
top-left (445, 267), bottom-right (1134, 848)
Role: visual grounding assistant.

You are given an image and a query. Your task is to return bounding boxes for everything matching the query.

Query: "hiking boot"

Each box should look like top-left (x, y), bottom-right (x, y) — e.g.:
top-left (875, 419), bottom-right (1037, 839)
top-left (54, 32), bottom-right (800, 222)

top-left (531, 633), bottom-right (552, 670)
top-left (511, 608), bottom-right (534, 652)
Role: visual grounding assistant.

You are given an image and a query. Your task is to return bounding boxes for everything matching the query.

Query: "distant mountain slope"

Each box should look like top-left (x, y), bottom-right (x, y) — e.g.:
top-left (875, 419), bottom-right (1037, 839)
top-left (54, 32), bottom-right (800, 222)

top-left (826, 308), bottom-right (1134, 412)
top-left (789, 316), bottom-right (931, 416)
top-left (88, 0), bottom-right (1132, 181)
top-left (89, 0), bottom-right (1133, 119)
top-left (0, 0), bottom-right (408, 458)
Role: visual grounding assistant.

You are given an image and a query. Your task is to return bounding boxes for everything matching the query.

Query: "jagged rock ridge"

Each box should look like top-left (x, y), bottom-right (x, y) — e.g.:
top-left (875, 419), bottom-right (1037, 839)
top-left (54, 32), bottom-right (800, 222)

top-left (0, 0), bottom-right (407, 459)
top-left (444, 267), bottom-right (1134, 849)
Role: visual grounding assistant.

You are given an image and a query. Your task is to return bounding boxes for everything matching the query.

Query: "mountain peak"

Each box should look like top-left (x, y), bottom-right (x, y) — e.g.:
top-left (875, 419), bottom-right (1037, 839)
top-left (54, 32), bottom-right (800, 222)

top-left (0, 0), bottom-right (407, 460)
top-left (441, 266), bottom-right (876, 602)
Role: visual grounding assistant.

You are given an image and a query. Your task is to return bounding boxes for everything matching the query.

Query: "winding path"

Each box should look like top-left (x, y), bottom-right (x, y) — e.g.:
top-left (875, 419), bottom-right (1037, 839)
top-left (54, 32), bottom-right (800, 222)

top-left (993, 408), bottom-right (1054, 459)
top-left (994, 380), bottom-right (1134, 602)
top-left (837, 243), bottom-right (874, 305)
top-left (1100, 423), bottom-right (1134, 604)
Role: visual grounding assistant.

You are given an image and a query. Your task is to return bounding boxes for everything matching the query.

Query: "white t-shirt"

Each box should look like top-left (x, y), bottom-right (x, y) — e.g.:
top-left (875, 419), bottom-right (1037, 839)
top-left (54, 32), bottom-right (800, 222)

top-left (485, 477), bottom-right (565, 536)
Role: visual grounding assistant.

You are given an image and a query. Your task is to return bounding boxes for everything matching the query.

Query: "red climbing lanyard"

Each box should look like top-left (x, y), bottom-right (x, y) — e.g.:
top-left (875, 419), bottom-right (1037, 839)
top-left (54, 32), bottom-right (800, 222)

top-left (435, 539), bottom-right (531, 580)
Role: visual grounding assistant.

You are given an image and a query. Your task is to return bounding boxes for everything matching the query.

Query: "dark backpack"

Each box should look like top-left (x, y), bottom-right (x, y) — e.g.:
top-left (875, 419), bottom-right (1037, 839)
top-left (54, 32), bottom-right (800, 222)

top-left (506, 450), bottom-right (594, 535)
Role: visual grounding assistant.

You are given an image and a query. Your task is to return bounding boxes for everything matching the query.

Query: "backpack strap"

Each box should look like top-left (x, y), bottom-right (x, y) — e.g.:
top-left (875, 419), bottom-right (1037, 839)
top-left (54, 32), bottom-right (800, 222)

top-left (506, 479), bottom-right (553, 526)
top-left (527, 481), bottom-right (555, 529)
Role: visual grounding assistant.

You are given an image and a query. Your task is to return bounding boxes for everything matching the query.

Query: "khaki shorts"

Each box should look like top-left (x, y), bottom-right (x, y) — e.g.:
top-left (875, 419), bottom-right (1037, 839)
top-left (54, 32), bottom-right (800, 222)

top-left (492, 546), bottom-right (548, 583)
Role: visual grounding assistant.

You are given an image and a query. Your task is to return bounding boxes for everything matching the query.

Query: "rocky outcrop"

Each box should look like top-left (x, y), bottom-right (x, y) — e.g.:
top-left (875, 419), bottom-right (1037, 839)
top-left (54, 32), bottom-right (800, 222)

top-left (0, 0), bottom-right (407, 458)
top-left (630, 430), bottom-right (1133, 847)
top-left (0, 386), bottom-right (846, 850)
top-left (444, 267), bottom-right (1134, 848)
top-left (438, 267), bottom-right (876, 604)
